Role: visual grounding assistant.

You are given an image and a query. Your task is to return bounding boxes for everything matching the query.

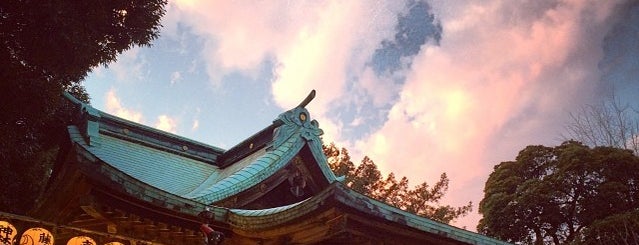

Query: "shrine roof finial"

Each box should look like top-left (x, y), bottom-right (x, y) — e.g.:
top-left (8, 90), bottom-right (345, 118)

top-left (296, 90), bottom-right (316, 108)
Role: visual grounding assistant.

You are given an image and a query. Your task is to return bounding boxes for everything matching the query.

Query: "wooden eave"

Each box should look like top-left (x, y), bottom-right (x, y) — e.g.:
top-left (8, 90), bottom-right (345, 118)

top-left (214, 144), bottom-right (331, 209)
top-left (223, 183), bottom-right (510, 244)
top-left (62, 92), bottom-right (338, 207)
top-left (30, 144), bottom-right (208, 244)
top-left (41, 92), bottom-right (510, 244)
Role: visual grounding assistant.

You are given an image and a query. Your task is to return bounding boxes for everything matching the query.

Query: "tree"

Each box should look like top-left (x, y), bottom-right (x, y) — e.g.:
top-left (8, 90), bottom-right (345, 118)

top-left (578, 210), bottom-right (639, 244)
top-left (478, 141), bottom-right (639, 244)
top-left (323, 143), bottom-right (472, 224)
top-left (0, 0), bottom-right (167, 213)
top-left (563, 95), bottom-right (639, 155)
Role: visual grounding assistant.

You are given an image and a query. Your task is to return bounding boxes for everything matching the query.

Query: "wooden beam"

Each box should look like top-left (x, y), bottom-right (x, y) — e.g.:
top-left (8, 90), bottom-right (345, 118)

top-left (345, 213), bottom-right (463, 245)
top-left (80, 204), bottom-right (118, 234)
top-left (230, 208), bottom-right (347, 243)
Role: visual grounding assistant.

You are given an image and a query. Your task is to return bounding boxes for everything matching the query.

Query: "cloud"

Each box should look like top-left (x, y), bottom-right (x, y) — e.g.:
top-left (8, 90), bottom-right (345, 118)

top-left (105, 89), bottom-right (180, 134)
top-left (109, 47), bottom-right (147, 82)
top-left (191, 119), bottom-right (199, 131)
top-left (355, 0), bottom-right (623, 229)
top-left (271, 1), bottom-right (368, 110)
top-left (358, 67), bottom-right (398, 107)
top-left (105, 89), bottom-right (143, 123)
top-left (169, 1), bottom-right (308, 84)
top-left (155, 115), bottom-right (178, 133)
top-left (191, 107), bottom-right (201, 131)
top-left (170, 71), bottom-right (182, 85)
top-left (599, 2), bottom-right (639, 107)
top-left (163, 0), bottom-right (629, 231)
top-left (167, 0), bottom-right (406, 144)
top-left (268, 1), bottom-right (411, 146)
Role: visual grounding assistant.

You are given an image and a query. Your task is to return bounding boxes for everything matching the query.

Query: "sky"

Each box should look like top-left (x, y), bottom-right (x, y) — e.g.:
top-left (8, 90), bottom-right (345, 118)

top-left (83, 0), bottom-right (639, 231)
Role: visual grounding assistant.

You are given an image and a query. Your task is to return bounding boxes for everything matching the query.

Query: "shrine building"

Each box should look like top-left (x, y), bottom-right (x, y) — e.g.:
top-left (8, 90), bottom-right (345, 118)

top-left (25, 91), bottom-right (509, 244)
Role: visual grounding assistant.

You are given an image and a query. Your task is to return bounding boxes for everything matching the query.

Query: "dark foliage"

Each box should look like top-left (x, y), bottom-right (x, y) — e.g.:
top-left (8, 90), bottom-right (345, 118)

top-left (0, 0), bottom-right (167, 213)
top-left (478, 141), bottom-right (639, 244)
top-left (323, 143), bottom-right (472, 224)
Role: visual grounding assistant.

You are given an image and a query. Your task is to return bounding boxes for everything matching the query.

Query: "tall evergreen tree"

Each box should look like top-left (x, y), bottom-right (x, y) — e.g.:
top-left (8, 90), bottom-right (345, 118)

top-left (323, 143), bottom-right (472, 224)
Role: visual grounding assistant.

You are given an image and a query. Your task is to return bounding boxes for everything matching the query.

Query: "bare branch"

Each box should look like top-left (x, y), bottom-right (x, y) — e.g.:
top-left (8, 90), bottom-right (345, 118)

top-left (562, 94), bottom-right (639, 155)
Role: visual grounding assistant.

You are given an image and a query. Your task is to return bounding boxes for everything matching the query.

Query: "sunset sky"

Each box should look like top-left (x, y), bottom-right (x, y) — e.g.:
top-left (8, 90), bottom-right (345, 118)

top-left (82, 0), bottom-right (639, 230)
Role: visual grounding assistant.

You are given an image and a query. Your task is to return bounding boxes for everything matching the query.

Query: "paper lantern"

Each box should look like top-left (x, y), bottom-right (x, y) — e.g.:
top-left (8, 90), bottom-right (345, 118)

top-left (0, 221), bottom-right (17, 245)
top-left (66, 236), bottom-right (95, 245)
top-left (19, 227), bottom-right (54, 245)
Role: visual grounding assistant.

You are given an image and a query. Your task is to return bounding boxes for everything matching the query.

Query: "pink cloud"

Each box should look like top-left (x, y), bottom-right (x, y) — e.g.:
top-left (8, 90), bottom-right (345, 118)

top-left (155, 115), bottom-right (178, 133)
top-left (105, 89), bottom-right (180, 134)
top-left (169, 1), bottom-right (337, 84)
top-left (268, 2), bottom-right (409, 146)
top-left (164, 0), bottom-right (626, 231)
top-left (167, 0), bottom-right (404, 124)
top-left (105, 89), bottom-right (144, 123)
top-left (168, 0), bottom-right (407, 147)
top-left (356, 0), bottom-right (621, 229)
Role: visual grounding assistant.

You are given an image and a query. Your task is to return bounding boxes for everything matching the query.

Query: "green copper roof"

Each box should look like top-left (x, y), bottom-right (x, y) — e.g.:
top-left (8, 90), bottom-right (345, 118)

top-left (185, 106), bottom-right (338, 203)
top-left (230, 198), bottom-right (306, 216)
top-left (70, 126), bottom-right (219, 196)
top-left (61, 92), bottom-right (508, 244)
top-left (186, 135), bottom-right (302, 203)
top-left (68, 93), bottom-right (337, 204)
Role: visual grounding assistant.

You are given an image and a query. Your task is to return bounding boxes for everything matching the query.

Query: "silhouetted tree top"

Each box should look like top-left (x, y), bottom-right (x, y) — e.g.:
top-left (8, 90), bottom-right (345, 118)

top-left (323, 143), bottom-right (472, 225)
top-left (479, 141), bottom-right (639, 244)
top-left (0, 0), bottom-right (167, 213)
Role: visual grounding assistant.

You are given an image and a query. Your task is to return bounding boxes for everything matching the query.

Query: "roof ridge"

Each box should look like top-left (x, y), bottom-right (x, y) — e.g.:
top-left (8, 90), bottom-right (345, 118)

top-left (63, 92), bottom-right (225, 164)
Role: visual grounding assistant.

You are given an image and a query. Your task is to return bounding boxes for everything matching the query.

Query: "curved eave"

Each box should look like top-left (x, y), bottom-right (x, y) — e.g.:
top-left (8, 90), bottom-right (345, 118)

top-left (186, 106), bottom-right (338, 204)
top-left (223, 183), bottom-right (509, 245)
top-left (69, 136), bottom-right (229, 225)
top-left (305, 136), bottom-right (339, 184)
top-left (333, 185), bottom-right (511, 245)
top-left (67, 92), bottom-right (338, 207)
top-left (64, 111), bottom-right (506, 244)
top-left (185, 134), bottom-right (303, 203)
top-left (226, 185), bottom-right (335, 230)
top-left (70, 129), bottom-right (317, 225)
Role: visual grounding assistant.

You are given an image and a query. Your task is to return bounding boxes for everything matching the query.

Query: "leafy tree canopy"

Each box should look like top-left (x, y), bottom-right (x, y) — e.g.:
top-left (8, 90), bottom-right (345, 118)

top-left (0, 0), bottom-right (167, 213)
top-left (323, 143), bottom-right (472, 224)
top-left (478, 141), bottom-right (639, 244)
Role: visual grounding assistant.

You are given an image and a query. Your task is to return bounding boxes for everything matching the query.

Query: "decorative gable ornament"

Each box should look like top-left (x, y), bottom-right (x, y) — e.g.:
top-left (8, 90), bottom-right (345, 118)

top-left (272, 90), bottom-right (323, 149)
